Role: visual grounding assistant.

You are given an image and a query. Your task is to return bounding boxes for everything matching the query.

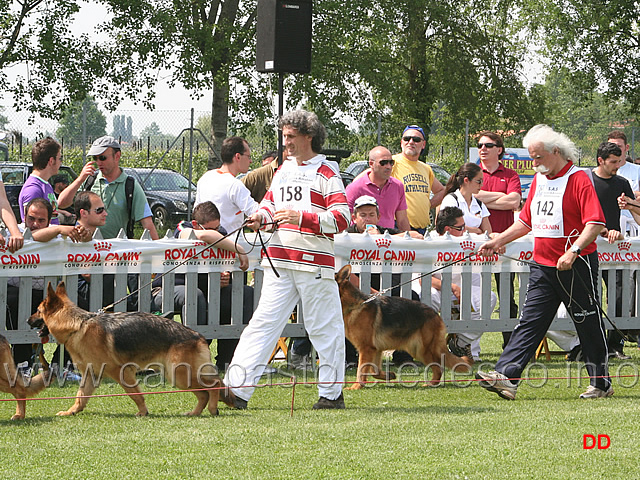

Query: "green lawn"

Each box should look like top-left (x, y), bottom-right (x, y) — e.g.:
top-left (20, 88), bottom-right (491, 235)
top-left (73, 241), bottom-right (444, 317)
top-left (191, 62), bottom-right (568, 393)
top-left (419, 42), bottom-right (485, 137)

top-left (1, 333), bottom-right (638, 479)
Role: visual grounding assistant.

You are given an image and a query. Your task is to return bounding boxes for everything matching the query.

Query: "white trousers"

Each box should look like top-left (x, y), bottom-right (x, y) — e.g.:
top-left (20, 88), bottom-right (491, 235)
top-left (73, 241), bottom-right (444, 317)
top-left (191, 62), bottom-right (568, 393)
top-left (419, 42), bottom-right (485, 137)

top-left (224, 268), bottom-right (345, 402)
top-left (430, 286), bottom-right (497, 357)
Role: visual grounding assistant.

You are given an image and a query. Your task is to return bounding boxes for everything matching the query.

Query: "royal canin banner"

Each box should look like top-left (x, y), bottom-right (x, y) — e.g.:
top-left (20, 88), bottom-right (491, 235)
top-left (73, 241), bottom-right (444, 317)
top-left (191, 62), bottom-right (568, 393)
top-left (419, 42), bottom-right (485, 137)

top-left (1, 232), bottom-right (639, 277)
top-left (333, 231), bottom-right (640, 274)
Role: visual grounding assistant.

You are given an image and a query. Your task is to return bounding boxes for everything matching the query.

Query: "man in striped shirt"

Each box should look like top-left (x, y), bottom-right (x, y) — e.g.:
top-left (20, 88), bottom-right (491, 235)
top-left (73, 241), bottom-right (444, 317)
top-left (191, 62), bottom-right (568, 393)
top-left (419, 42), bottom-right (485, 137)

top-left (224, 110), bottom-right (350, 410)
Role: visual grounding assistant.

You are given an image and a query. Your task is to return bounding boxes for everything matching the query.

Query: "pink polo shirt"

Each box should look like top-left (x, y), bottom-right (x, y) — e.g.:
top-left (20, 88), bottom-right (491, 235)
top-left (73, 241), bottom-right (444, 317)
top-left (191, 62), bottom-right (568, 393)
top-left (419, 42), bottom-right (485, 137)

top-left (345, 173), bottom-right (408, 229)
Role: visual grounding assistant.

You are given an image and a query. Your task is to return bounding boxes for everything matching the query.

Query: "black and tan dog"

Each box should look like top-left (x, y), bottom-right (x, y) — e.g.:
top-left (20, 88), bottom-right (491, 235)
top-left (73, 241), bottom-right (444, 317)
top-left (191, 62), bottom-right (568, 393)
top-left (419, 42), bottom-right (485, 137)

top-left (336, 265), bottom-right (472, 390)
top-left (0, 335), bottom-right (47, 420)
top-left (28, 282), bottom-right (236, 416)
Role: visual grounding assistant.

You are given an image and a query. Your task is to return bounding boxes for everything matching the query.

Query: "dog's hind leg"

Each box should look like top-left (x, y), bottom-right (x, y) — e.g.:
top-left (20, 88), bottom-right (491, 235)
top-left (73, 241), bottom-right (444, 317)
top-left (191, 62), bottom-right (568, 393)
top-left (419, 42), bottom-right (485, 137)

top-left (12, 398), bottom-right (26, 421)
top-left (57, 378), bottom-right (97, 416)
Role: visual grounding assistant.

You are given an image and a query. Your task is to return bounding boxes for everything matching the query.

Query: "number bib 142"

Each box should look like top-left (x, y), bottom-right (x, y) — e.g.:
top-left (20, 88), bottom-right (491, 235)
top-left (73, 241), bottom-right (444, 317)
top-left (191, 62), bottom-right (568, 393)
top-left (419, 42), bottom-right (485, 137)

top-left (530, 166), bottom-right (579, 238)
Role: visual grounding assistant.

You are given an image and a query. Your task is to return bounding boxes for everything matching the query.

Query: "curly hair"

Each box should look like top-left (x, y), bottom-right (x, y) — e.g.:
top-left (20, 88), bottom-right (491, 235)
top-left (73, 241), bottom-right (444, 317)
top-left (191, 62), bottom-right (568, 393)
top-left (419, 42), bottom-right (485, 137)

top-left (279, 110), bottom-right (326, 153)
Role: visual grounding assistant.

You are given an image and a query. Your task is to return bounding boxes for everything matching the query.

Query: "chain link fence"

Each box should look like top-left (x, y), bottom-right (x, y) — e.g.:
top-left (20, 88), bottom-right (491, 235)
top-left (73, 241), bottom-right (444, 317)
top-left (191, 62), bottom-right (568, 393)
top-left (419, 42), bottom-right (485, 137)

top-left (2, 107), bottom-right (640, 234)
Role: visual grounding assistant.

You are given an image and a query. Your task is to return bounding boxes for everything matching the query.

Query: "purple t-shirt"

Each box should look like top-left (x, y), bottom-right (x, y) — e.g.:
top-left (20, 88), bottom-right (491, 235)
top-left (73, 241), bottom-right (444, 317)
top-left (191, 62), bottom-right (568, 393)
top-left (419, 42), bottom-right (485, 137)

top-left (345, 173), bottom-right (407, 229)
top-left (18, 175), bottom-right (59, 224)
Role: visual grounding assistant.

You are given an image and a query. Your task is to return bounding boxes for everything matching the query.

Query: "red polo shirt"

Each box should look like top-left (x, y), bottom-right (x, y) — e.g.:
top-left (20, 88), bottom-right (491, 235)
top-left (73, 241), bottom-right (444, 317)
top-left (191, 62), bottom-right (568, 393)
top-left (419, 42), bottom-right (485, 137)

top-left (519, 162), bottom-right (605, 266)
top-left (481, 162), bottom-right (521, 233)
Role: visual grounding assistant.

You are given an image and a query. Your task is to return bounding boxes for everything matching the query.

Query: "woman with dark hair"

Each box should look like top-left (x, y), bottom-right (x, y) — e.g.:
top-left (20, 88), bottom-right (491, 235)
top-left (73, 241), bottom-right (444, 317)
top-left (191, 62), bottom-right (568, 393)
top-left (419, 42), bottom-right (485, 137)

top-left (440, 163), bottom-right (492, 234)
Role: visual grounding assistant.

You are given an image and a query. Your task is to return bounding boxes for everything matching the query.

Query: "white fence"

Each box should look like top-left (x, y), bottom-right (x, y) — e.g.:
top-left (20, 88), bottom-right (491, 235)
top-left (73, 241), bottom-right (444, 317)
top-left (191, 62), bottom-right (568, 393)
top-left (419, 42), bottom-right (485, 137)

top-left (3, 230), bottom-right (640, 345)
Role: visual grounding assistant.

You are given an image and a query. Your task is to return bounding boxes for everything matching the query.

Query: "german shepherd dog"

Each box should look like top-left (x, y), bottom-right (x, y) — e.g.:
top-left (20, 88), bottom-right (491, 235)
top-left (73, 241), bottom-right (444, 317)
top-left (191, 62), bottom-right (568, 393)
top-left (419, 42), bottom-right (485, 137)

top-left (0, 335), bottom-right (47, 420)
top-left (28, 282), bottom-right (236, 417)
top-left (335, 265), bottom-right (472, 390)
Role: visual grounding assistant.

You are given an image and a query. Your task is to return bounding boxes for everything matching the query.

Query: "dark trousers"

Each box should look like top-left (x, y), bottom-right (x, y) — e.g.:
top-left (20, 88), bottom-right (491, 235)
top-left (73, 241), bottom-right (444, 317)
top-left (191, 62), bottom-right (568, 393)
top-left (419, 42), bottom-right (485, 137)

top-left (495, 272), bottom-right (518, 347)
top-left (495, 252), bottom-right (610, 391)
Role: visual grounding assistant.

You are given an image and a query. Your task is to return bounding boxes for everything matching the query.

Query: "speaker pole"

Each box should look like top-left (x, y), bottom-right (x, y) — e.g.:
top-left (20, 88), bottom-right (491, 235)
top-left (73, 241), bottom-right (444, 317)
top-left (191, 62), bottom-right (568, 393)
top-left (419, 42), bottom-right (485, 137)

top-left (277, 72), bottom-right (285, 166)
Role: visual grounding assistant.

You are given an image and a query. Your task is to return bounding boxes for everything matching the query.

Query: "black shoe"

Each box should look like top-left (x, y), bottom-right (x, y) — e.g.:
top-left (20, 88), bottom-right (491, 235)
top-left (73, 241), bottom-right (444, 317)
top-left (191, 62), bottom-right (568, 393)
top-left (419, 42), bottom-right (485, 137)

top-left (312, 393), bottom-right (345, 410)
top-left (233, 396), bottom-right (248, 410)
top-left (447, 334), bottom-right (472, 359)
top-left (565, 345), bottom-right (583, 362)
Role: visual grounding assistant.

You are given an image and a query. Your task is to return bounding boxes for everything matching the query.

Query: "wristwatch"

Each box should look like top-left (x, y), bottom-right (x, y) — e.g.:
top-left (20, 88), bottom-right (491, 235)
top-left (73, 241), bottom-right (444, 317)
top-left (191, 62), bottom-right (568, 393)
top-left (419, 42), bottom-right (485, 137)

top-left (570, 244), bottom-right (582, 255)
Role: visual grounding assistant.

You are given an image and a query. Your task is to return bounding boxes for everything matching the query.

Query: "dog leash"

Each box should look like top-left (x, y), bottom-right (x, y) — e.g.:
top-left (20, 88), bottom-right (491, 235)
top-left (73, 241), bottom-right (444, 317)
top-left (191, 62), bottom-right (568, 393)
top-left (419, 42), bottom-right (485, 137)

top-left (500, 253), bottom-right (629, 341)
top-left (100, 220), bottom-right (254, 313)
top-left (362, 253), bottom-right (474, 303)
top-left (101, 218), bottom-right (284, 314)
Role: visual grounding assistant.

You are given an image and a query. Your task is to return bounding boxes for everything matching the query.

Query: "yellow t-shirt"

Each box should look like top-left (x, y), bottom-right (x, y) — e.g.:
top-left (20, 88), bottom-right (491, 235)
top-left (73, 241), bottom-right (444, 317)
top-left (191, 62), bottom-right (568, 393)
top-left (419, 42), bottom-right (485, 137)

top-left (391, 153), bottom-right (435, 228)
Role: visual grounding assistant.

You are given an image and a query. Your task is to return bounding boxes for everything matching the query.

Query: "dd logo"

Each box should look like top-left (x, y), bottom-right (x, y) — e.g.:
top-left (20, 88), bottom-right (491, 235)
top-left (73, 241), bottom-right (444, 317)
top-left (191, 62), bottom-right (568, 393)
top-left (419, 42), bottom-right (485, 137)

top-left (583, 434), bottom-right (610, 450)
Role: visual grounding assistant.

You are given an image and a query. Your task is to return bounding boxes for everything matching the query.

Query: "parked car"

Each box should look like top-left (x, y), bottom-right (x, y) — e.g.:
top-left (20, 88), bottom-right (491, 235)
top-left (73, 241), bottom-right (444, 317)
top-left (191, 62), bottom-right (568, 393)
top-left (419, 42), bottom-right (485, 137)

top-left (122, 167), bottom-right (196, 231)
top-left (340, 160), bottom-right (451, 186)
top-left (0, 162), bottom-right (78, 221)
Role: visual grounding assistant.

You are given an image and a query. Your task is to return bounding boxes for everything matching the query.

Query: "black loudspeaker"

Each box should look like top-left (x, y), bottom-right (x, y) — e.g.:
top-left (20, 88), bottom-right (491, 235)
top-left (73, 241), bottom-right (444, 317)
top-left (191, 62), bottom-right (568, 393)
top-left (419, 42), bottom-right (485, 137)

top-left (256, 0), bottom-right (312, 73)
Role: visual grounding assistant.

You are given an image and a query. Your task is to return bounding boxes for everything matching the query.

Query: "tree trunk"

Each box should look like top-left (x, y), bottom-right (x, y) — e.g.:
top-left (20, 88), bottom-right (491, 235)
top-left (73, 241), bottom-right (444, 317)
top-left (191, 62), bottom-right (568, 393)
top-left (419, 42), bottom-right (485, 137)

top-left (208, 77), bottom-right (229, 170)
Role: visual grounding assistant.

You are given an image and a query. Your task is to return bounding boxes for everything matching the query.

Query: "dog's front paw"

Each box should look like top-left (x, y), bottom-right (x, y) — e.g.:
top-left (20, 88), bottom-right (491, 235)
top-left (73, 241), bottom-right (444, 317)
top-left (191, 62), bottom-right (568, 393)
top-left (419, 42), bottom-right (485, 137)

top-left (135, 410), bottom-right (149, 417)
top-left (10, 414), bottom-right (25, 420)
top-left (56, 410), bottom-right (76, 416)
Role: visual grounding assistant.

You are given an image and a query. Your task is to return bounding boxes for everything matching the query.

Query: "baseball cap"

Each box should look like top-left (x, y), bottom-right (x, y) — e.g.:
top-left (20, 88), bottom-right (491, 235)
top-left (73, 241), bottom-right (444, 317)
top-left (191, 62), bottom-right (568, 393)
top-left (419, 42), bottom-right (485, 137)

top-left (402, 125), bottom-right (426, 140)
top-left (87, 136), bottom-right (121, 156)
top-left (354, 195), bottom-right (378, 209)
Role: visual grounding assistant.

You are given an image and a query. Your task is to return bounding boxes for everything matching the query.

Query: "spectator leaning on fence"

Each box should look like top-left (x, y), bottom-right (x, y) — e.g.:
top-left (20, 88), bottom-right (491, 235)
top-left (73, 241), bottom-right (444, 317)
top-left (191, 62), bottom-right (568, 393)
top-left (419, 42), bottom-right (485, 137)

top-left (431, 206), bottom-right (495, 362)
top-left (474, 131), bottom-right (522, 348)
top-left (477, 124), bottom-right (611, 401)
top-left (223, 110), bottom-right (350, 411)
top-left (391, 125), bottom-right (445, 234)
top-left (440, 162), bottom-right (492, 235)
top-left (7, 197), bottom-right (89, 370)
top-left (346, 146), bottom-right (410, 231)
top-left (195, 136), bottom-right (258, 233)
top-left (150, 201), bottom-right (252, 371)
top-left (19, 137), bottom-right (94, 226)
top-left (0, 170), bottom-right (23, 252)
top-left (86, 135), bottom-right (159, 240)
top-left (592, 141), bottom-right (640, 360)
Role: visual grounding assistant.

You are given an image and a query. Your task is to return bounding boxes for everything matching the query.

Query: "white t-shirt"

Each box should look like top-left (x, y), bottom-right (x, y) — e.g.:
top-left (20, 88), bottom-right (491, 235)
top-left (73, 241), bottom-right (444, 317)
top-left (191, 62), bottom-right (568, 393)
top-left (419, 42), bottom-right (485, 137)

top-left (195, 169), bottom-right (258, 233)
top-left (616, 161), bottom-right (640, 222)
top-left (440, 190), bottom-right (490, 230)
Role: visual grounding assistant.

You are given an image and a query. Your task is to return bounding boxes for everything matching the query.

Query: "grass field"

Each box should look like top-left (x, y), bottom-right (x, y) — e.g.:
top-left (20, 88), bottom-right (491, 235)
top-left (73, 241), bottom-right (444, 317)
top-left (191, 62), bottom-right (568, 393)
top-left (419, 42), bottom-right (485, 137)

top-left (1, 333), bottom-right (638, 479)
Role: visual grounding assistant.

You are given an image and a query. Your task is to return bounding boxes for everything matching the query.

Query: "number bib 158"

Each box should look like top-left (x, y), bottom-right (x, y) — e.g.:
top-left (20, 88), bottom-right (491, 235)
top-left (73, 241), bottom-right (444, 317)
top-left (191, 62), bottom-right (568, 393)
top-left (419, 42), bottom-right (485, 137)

top-left (272, 160), bottom-right (319, 212)
top-left (530, 166), bottom-right (579, 238)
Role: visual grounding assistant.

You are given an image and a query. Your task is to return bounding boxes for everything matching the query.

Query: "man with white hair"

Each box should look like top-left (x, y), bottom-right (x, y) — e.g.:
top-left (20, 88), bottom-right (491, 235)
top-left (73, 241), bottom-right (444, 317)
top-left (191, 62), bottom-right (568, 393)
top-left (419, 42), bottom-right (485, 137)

top-left (477, 124), bottom-right (611, 400)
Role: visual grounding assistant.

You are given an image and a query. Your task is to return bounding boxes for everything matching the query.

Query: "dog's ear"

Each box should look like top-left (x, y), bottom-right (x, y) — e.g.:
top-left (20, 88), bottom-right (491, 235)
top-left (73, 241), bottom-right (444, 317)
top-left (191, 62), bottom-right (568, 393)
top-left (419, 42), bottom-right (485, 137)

top-left (55, 281), bottom-right (67, 296)
top-left (47, 282), bottom-right (56, 298)
top-left (335, 264), bottom-right (351, 283)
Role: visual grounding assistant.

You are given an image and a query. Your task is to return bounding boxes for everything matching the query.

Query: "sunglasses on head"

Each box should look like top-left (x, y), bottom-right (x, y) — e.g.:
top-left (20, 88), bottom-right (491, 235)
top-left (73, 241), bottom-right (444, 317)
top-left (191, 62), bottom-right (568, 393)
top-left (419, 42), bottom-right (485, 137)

top-left (379, 159), bottom-right (395, 166)
top-left (402, 135), bottom-right (423, 143)
top-left (94, 155), bottom-right (108, 161)
top-left (477, 142), bottom-right (498, 149)
top-left (92, 207), bottom-right (106, 214)
top-left (449, 224), bottom-right (465, 231)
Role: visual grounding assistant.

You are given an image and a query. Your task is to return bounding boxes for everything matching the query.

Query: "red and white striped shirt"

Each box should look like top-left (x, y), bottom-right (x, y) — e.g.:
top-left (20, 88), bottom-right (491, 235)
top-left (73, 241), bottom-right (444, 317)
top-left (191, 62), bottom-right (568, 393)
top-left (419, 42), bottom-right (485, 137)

top-left (258, 155), bottom-right (350, 274)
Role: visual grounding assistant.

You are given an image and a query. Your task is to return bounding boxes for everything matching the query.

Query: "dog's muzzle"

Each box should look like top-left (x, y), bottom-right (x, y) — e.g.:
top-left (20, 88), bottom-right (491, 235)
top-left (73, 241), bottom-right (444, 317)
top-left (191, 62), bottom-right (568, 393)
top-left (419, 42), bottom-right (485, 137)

top-left (27, 315), bottom-right (50, 342)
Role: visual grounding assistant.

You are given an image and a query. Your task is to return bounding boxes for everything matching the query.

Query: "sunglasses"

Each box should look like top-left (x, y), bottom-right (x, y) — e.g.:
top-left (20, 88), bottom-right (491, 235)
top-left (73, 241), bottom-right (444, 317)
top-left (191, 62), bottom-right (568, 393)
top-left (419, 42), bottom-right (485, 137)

top-left (402, 136), bottom-right (424, 143)
top-left (94, 155), bottom-right (108, 161)
top-left (477, 142), bottom-right (498, 149)
top-left (449, 224), bottom-right (465, 231)
top-left (92, 207), bottom-right (106, 214)
top-left (379, 159), bottom-right (395, 166)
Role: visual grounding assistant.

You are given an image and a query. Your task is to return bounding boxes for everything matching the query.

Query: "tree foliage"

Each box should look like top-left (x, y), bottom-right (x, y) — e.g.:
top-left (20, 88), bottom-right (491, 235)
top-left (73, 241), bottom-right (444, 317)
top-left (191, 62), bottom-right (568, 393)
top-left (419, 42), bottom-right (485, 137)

top-left (56, 97), bottom-right (107, 144)
top-left (521, 0), bottom-right (640, 113)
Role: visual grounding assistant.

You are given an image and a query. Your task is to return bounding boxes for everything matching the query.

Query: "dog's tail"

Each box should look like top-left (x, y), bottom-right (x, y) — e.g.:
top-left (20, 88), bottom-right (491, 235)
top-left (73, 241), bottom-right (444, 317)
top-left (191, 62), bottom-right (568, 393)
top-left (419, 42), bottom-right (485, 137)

top-left (443, 350), bottom-right (473, 373)
top-left (219, 384), bottom-right (238, 409)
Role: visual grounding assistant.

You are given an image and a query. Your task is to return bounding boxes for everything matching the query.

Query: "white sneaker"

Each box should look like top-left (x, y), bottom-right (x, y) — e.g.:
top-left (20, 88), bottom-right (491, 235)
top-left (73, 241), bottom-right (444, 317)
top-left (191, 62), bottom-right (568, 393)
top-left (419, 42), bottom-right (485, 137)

top-left (579, 385), bottom-right (614, 399)
top-left (476, 370), bottom-right (517, 400)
